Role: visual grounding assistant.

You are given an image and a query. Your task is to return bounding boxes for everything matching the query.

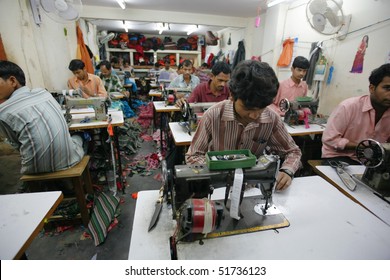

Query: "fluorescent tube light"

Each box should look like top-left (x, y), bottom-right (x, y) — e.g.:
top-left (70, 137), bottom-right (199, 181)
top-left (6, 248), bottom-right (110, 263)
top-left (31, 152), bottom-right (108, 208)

top-left (115, 0), bottom-right (126, 9)
top-left (267, 0), bottom-right (288, 8)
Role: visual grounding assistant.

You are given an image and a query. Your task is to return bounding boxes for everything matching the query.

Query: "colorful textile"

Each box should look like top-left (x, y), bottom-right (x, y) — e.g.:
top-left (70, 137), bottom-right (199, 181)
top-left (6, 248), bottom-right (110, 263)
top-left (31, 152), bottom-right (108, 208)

top-left (88, 192), bottom-right (120, 246)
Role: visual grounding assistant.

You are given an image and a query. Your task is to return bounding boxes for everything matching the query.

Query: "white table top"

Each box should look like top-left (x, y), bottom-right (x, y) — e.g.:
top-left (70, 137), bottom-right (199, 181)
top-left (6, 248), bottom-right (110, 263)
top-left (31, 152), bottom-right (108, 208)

top-left (169, 122), bottom-right (193, 146)
top-left (0, 191), bottom-right (63, 259)
top-left (68, 110), bottom-right (124, 130)
top-left (62, 107), bottom-right (119, 114)
top-left (284, 123), bottom-right (325, 136)
top-left (129, 176), bottom-right (390, 260)
top-left (153, 101), bottom-right (181, 113)
top-left (316, 165), bottom-right (390, 225)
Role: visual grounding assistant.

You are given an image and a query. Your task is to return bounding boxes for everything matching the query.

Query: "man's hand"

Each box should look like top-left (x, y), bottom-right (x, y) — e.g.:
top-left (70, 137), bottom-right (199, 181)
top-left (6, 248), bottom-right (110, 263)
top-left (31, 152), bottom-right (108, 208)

top-left (275, 172), bottom-right (292, 191)
top-left (175, 97), bottom-right (186, 107)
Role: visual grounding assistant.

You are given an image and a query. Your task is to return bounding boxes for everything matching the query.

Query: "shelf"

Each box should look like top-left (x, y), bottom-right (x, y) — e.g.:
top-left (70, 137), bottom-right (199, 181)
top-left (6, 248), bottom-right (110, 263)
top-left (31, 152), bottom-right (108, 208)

top-left (105, 45), bottom-right (201, 67)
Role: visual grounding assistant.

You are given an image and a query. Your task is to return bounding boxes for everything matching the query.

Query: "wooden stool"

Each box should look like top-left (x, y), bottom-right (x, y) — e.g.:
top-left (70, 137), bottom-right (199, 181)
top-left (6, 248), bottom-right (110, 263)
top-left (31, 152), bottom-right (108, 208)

top-left (20, 155), bottom-right (93, 226)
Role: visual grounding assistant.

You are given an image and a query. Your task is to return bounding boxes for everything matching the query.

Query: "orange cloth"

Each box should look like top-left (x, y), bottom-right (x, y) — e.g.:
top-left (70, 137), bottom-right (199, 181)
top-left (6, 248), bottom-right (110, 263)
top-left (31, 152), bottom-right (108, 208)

top-left (0, 34), bottom-right (7, 60)
top-left (76, 24), bottom-right (94, 74)
top-left (277, 39), bottom-right (295, 67)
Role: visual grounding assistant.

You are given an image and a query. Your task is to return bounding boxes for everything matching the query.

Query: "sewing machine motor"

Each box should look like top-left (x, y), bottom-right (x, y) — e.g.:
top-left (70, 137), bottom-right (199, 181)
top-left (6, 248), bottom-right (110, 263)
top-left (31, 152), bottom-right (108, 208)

top-left (356, 139), bottom-right (390, 196)
top-left (280, 97), bottom-right (319, 125)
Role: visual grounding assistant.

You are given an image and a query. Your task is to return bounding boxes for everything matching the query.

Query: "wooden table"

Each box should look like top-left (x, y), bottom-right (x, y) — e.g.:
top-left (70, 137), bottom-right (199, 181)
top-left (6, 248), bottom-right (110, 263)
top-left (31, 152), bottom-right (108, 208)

top-left (0, 191), bottom-right (63, 259)
top-left (308, 160), bottom-right (390, 225)
top-left (129, 176), bottom-right (390, 260)
top-left (68, 110), bottom-right (125, 193)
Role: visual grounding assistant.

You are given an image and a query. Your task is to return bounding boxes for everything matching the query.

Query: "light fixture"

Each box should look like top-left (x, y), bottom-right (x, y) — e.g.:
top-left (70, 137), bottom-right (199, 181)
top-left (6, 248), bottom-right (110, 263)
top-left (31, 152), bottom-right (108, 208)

top-left (186, 25), bottom-right (198, 36)
top-left (115, 0), bottom-right (126, 10)
top-left (123, 20), bottom-right (128, 32)
top-left (267, 0), bottom-right (289, 8)
top-left (156, 22), bottom-right (168, 34)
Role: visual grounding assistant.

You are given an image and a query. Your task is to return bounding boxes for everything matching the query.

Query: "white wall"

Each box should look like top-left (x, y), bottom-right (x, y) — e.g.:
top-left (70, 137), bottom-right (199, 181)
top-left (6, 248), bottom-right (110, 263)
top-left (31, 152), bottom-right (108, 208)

top-left (264, 0), bottom-right (390, 115)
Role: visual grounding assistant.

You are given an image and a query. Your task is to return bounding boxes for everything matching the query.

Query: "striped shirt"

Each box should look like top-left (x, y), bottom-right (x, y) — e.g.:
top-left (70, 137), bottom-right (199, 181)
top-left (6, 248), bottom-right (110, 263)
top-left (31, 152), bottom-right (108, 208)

top-left (0, 87), bottom-right (84, 174)
top-left (186, 100), bottom-right (302, 173)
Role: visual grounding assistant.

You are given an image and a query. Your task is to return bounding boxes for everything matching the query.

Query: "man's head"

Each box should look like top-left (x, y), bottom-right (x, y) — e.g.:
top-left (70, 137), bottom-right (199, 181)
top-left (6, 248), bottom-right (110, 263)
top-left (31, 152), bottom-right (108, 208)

top-left (68, 59), bottom-right (87, 81)
top-left (369, 63), bottom-right (390, 109)
top-left (164, 60), bottom-right (170, 70)
top-left (0, 60), bottom-right (25, 100)
top-left (230, 60), bottom-right (279, 109)
top-left (210, 62), bottom-right (231, 92)
top-left (291, 56), bottom-right (310, 83)
top-left (154, 62), bottom-right (160, 70)
top-left (181, 60), bottom-right (194, 79)
top-left (99, 60), bottom-right (112, 78)
top-left (200, 63), bottom-right (209, 70)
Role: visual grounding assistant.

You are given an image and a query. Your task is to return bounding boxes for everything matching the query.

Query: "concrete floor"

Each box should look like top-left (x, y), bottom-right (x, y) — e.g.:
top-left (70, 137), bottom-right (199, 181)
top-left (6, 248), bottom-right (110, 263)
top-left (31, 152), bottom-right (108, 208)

top-left (0, 131), bottom-right (161, 260)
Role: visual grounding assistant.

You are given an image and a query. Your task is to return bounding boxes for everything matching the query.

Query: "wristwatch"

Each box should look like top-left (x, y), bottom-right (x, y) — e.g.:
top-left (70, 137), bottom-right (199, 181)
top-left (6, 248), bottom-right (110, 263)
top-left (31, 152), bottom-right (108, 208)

top-left (279, 169), bottom-right (294, 179)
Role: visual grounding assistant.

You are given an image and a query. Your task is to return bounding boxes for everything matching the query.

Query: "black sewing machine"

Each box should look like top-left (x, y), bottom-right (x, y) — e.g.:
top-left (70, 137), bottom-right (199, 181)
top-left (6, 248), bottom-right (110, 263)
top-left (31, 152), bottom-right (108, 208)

top-left (355, 139), bottom-right (390, 197)
top-left (279, 97), bottom-right (319, 126)
top-left (180, 101), bottom-right (198, 134)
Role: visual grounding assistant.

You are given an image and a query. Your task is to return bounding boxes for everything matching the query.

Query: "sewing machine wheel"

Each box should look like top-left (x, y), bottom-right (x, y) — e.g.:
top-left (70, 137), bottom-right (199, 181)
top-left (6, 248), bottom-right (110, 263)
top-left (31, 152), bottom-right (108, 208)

top-left (279, 98), bottom-right (290, 112)
top-left (356, 139), bottom-right (385, 168)
top-left (181, 101), bottom-right (189, 118)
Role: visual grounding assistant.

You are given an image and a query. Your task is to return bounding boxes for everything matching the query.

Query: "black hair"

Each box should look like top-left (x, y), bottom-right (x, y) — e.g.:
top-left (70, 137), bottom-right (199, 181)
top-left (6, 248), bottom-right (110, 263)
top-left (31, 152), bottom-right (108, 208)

top-left (369, 63), bottom-right (390, 87)
top-left (68, 59), bottom-right (85, 71)
top-left (99, 60), bottom-right (112, 70)
top-left (229, 60), bottom-right (279, 109)
top-left (178, 63), bottom-right (183, 70)
top-left (182, 60), bottom-right (193, 67)
top-left (292, 56), bottom-right (310, 69)
top-left (211, 61), bottom-right (231, 76)
top-left (110, 56), bottom-right (119, 64)
top-left (0, 60), bottom-right (26, 86)
top-left (154, 62), bottom-right (160, 67)
top-left (201, 63), bottom-right (209, 68)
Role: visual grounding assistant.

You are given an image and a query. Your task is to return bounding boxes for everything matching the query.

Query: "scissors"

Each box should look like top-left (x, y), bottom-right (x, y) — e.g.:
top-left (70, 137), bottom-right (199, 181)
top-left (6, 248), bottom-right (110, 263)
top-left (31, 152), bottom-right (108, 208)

top-left (328, 160), bottom-right (357, 191)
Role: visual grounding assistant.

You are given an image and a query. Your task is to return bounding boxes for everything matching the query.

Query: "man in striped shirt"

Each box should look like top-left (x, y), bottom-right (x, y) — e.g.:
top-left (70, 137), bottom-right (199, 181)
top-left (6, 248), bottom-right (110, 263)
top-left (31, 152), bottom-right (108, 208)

top-left (186, 60), bottom-right (302, 190)
top-left (0, 60), bottom-right (84, 174)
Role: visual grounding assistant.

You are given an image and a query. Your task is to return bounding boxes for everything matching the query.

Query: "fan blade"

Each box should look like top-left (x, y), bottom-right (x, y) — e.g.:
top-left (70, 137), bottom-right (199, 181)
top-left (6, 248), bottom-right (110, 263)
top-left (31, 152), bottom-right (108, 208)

top-left (309, 0), bottom-right (327, 15)
top-left (324, 7), bottom-right (340, 27)
top-left (312, 14), bottom-right (326, 32)
top-left (59, 5), bottom-right (79, 20)
top-left (40, 0), bottom-right (57, 12)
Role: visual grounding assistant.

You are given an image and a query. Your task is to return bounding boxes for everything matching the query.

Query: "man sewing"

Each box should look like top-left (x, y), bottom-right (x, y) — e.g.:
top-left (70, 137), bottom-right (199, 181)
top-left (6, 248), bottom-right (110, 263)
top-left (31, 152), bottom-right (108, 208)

top-left (175, 61), bottom-right (231, 107)
top-left (0, 60), bottom-right (84, 174)
top-left (67, 59), bottom-right (108, 99)
top-left (99, 60), bottom-right (130, 98)
top-left (322, 63), bottom-right (390, 164)
top-left (268, 56), bottom-right (310, 116)
top-left (186, 60), bottom-right (302, 190)
top-left (168, 59), bottom-right (200, 99)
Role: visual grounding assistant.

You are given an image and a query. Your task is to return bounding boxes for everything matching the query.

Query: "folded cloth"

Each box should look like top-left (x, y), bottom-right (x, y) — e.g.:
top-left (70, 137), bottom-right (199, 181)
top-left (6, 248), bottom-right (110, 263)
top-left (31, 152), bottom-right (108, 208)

top-left (88, 192), bottom-right (120, 246)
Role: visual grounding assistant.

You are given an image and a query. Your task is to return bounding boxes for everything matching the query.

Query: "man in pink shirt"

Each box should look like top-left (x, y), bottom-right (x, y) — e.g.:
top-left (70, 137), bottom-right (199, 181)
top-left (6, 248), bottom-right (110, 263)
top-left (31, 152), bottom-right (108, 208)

top-left (269, 56), bottom-right (310, 116)
top-left (322, 63), bottom-right (390, 164)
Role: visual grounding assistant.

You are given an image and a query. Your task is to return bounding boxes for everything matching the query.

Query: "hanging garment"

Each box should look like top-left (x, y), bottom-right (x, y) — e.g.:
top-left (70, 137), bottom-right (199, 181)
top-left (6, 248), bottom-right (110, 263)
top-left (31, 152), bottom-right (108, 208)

top-left (76, 24), bottom-right (94, 74)
top-left (304, 42), bottom-right (322, 89)
top-left (277, 39), bottom-right (294, 67)
top-left (232, 40), bottom-right (245, 69)
top-left (0, 34), bottom-right (7, 60)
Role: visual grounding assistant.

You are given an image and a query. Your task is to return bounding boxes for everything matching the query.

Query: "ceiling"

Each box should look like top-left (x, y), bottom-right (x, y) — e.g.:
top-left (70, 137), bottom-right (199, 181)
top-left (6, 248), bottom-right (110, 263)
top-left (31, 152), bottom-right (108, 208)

top-left (80, 0), bottom-right (271, 36)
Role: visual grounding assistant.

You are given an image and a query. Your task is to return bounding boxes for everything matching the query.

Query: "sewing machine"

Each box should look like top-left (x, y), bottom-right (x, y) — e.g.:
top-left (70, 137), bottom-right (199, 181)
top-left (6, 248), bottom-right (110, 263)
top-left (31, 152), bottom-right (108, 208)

top-left (165, 154), bottom-right (285, 255)
top-left (280, 97), bottom-right (319, 126)
top-left (355, 139), bottom-right (390, 197)
top-left (180, 101), bottom-right (198, 134)
top-left (64, 96), bottom-right (109, 123)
